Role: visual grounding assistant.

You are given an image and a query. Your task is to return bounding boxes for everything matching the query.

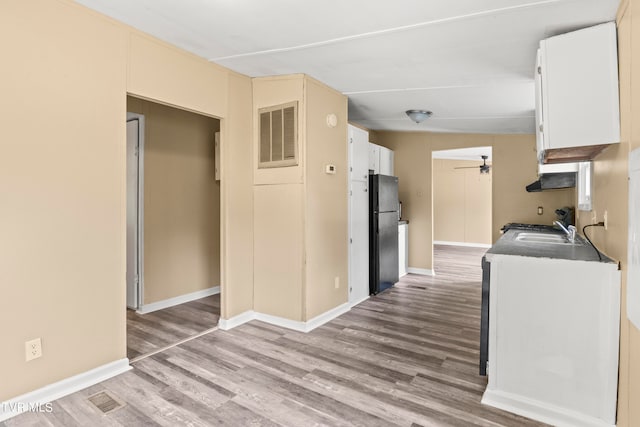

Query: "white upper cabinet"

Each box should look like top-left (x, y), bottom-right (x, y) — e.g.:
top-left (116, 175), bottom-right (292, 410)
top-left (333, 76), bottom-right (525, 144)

top-left (369, 143), bottom-right (380, 174)
top-left (368, 142), bottom-right (394, 175)
top-left (536, 22), bottom-right (620, 163)
top-left (348, 125), bottom-right (370, 182)
top-left (379, 146), bottom-right (394, 175)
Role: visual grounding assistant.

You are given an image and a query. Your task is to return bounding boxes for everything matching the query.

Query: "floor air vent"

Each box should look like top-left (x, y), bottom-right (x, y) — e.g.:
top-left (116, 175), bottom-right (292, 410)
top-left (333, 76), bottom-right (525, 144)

top-left (88, 391), bottom-right (124, 414)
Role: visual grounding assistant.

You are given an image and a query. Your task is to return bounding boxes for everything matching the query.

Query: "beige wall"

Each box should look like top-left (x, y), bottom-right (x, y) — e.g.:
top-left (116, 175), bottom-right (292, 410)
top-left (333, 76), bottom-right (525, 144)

top-left (220, 73), bottom-right (254, 320)
top-left (127, 97), bottom-right (220, 304)
top-left (0, 0), bottom-right (127, 400)
top-left (376, 132), bottom-right (575, 271)
top-left (252, 75), bottom-right (349, 322)
top-left (575, 1), bottom-right (640, 424)
top-left (304, 78), bottom-right (349, 320)
top-left (433, 159), bottom-right (492, 245)
top-left (0, 0), bottom-right (254, 401)
top-left (252, 76), bottom-right (305, 320)
top-left (253, 184), bottom-right (305, 320)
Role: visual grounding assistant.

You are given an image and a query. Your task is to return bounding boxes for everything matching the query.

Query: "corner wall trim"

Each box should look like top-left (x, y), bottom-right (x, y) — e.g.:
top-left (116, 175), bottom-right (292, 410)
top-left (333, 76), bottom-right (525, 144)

top-left (218, 303), bottom-right (351, 333)
top-left (407, 267), bottom-right (436, 276)
top-left (434, 240), bottom-right (492, 249)
top-left (0, 358), bottom-right (131, 422)
top-left (137, 286), bottom-right (220, 314)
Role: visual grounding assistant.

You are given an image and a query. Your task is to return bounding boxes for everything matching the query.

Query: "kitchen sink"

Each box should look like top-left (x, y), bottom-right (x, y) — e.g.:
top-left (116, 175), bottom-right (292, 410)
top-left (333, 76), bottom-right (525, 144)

top-left (514, 232), bottom-right (572, 245)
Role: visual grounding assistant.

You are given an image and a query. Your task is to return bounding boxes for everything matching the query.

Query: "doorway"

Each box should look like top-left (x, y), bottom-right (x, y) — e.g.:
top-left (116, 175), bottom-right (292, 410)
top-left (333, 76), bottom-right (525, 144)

top-left (125, 96), bottom-right (221, 361)
top-left (432, 147), bottom-right (493, 250)
top-left (126, 113), bottom-right (144, 309)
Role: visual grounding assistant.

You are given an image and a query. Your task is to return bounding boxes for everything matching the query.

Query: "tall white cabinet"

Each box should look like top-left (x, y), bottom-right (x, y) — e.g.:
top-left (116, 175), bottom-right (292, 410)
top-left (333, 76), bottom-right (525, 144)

top-left (348, 125), bottom-right (370, 306)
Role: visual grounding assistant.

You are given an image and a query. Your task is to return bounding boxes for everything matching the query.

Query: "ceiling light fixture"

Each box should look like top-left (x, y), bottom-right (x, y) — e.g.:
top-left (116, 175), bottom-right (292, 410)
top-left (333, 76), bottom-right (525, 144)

top-left (405, 110), bottom-right (432, 124)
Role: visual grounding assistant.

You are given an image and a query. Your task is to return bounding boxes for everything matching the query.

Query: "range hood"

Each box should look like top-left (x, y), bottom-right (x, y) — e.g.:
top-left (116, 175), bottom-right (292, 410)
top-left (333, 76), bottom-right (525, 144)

top-left (526, 163), bottom-right (578, 192)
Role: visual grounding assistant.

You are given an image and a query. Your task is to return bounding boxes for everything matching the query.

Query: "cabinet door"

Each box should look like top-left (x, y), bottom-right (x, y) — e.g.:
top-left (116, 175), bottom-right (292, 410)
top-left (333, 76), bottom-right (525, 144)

top-left (541, 22), bottom-right (620, 149)
top-left (349, 180), bottom-right (369, 305)
top-left (369, 143), bottom-right (380, 174)
top-left (348, 125), bottom-right (369, 181)
top-left (379, 146), bottom-right (394, 175)
top-left (534, 49), bottom-right (545, 160)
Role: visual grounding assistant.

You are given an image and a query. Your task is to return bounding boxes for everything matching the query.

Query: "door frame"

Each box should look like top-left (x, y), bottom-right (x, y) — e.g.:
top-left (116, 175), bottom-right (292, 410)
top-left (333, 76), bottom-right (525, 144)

top-left (126, 112), bottom-right (145, 309)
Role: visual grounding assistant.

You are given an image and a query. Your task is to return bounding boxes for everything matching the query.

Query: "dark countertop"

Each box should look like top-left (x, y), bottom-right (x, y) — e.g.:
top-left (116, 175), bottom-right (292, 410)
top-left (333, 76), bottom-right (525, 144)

top-left (486, 229), bottom-right (616, 263)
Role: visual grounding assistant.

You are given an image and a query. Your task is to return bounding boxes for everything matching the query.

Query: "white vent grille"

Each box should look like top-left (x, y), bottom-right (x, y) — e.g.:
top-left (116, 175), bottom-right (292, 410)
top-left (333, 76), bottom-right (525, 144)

top-left (258, 101), bottom-right (298, 168)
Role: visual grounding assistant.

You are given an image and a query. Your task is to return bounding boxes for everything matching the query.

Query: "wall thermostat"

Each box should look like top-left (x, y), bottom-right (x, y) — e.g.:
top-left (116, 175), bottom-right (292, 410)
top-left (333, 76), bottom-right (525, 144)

top-left (325, 164), bottom-right (336, 174)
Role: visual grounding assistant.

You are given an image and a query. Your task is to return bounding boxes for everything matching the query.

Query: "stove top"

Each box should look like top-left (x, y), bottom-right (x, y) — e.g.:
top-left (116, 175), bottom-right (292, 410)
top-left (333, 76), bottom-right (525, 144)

top-left (501, 223), bottom-right (559, 233)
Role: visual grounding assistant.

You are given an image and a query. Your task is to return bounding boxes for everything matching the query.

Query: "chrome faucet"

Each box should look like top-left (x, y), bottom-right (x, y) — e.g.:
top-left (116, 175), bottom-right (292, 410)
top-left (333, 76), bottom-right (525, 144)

top-left (554, 221), bottom-right (576, 243)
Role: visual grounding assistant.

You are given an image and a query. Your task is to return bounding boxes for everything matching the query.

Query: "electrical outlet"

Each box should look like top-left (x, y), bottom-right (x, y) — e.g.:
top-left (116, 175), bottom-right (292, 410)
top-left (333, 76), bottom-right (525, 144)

top-left (25, 338), bottom-right (42, 361)
top-left (334, 277), bottom-right (340, 289)
top-left (604, 210), bottom-right (608, 230)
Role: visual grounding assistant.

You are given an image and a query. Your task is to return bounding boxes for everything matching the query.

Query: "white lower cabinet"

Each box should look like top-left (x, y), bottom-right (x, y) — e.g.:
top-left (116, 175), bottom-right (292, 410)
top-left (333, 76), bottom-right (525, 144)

top-left (483, 254), bottom-right (620, 427)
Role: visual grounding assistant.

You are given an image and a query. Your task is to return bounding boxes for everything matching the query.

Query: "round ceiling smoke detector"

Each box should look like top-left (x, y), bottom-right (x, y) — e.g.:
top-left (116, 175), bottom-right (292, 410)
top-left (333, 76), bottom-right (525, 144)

top-left (405, 110), bottom-right (432, 124)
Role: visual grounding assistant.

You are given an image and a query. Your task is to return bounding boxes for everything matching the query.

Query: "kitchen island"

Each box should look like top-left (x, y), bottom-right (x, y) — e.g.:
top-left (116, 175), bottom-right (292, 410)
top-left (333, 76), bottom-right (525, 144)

top-left (482, 228), bottom-right (620, 427)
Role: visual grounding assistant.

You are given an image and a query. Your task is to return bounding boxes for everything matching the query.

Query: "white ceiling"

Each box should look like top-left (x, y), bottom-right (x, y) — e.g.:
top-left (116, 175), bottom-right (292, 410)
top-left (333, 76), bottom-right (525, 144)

top-left (75, 0), bottom-right (619, 134)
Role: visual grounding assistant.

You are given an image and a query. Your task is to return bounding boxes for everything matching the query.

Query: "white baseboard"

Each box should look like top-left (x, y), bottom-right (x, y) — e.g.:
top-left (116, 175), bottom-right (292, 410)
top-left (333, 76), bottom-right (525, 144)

top-left (137, 286), bottom-right (220, 314)
top-left (434, 240), bottom-right (492, 249)
top-left (407, 267), bottom-right (435, 276)
top-left (349, 295), bottom-right (370, 308)
top-left (482, 389), bottom-right (615, 427)
top-left (218, 310), bottom-right (256, 331)
top-left (301, 303), bottom-right (350, 332)
top-left (0, 358), bottom-right (131, 422)
top-left (218, 303), bottom-right (351, 333)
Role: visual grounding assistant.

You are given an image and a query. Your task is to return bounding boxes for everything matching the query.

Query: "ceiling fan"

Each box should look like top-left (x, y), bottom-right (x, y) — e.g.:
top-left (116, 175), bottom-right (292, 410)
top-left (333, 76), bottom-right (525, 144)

top-left (454, 155), bottom-right (491, 174)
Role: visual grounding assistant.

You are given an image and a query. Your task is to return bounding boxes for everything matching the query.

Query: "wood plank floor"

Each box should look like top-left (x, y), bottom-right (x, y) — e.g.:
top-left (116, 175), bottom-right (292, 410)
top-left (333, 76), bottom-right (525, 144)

top-left (5, 246), bottom-right (548, 426)
top-left (127, 294), bottom-right (221, 360)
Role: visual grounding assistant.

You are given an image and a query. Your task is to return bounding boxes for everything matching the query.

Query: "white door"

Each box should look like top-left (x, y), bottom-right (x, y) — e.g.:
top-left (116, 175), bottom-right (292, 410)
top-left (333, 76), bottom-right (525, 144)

top-left (349, 180), bottom-right (369, 305)
top-left (126, 113), bottom-right (144, 309)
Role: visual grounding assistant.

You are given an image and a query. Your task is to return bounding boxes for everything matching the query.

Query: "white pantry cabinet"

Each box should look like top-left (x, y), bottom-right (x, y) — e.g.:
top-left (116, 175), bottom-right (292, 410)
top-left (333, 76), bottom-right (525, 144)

top-left (536, 22), bottom-right (620, 163)
top-left (348, 124), bottom-right (370, 306)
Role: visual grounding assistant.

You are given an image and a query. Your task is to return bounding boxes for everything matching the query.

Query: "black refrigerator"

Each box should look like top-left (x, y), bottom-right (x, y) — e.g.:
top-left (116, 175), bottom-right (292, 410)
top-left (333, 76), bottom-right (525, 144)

top-left (369, 174), bottom-right (399, 295)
